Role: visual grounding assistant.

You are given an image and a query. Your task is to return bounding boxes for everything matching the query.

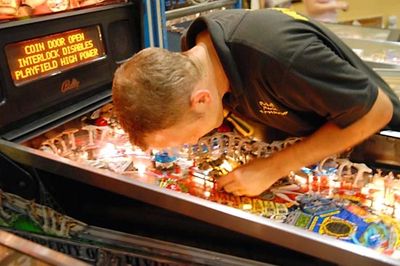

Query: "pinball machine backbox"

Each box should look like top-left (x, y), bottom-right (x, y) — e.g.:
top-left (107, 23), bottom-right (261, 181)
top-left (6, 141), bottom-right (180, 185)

top-left (0, 0), bottom-right (141, 141)
top-left (0, 3), bottom-right (400, 266)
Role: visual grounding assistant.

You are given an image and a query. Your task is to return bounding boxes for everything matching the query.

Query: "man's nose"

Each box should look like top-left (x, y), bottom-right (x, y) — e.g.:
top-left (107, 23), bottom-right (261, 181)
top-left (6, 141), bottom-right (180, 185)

top-left (186, 137), bottom-right (200, 146)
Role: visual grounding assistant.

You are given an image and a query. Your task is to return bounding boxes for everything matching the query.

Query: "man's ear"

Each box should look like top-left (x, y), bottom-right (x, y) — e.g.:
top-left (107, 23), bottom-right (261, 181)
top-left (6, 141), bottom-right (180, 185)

top-left (190, 89), bottom-right (212, 111)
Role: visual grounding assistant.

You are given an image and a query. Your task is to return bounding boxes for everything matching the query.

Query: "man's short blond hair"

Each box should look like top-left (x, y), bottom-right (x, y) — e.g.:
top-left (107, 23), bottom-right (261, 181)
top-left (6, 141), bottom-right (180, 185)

top-left (112, 47), bottom-right (202, 149)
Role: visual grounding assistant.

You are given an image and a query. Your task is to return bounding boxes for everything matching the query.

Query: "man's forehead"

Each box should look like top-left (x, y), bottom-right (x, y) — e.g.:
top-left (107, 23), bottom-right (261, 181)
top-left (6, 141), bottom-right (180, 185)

top-left (144, 130), bottom-right (173, 148)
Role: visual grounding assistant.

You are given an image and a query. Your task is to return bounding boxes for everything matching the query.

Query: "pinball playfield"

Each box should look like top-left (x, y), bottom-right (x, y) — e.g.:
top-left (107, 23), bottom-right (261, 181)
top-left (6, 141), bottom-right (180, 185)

top-left (20, 102), bottom-right (400, 264)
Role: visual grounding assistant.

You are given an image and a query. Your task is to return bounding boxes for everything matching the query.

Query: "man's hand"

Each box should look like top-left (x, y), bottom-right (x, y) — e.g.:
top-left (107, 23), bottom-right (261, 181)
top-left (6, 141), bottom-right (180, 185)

top-left (216, 158), bottom-right (282, 197)
top-left (217, 89), bottom-right (393, 197)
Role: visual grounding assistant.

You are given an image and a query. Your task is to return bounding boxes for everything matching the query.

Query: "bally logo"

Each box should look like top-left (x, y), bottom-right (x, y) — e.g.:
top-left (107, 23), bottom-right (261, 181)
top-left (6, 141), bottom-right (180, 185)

top-left (61, 78), bottom-right (80, 93)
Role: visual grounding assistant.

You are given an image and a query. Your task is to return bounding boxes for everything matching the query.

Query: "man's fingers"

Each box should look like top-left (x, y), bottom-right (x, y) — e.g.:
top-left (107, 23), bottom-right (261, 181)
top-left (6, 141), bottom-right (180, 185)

top-left (217, 174), bottom-right (247, 196)
top-left (223, 182), bottom-right (242, 193)
top-left (232, 190), bottom-right (245, 197)
top-left (216, 173), bottom-right (234, 188)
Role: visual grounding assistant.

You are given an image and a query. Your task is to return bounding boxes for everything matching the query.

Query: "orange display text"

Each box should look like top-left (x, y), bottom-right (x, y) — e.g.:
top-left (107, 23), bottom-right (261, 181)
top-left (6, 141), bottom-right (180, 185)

top-left (5, 25), bottom-right (106, 86)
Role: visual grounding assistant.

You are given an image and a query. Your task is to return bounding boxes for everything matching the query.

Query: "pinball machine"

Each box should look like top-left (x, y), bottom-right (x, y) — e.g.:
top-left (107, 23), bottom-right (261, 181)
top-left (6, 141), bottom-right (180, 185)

top-left (0, 0), bottom-right (315, 265)
top-left (1, 1), bottom-right (400, 266)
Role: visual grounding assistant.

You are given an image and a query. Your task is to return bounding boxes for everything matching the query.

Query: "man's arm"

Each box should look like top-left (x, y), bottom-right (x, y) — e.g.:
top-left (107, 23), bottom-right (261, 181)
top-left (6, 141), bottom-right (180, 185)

top-left (217, 88), bottom-right (393, 196)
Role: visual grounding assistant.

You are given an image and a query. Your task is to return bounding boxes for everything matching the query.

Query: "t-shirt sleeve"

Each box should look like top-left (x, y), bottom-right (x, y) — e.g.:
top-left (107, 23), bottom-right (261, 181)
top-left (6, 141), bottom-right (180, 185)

top-left (278, 38), bottom-right (378, 128)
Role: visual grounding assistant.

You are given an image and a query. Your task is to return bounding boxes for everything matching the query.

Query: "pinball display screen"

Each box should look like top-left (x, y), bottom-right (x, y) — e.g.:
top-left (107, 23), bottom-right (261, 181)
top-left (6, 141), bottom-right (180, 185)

top-left (5, 25), bottom-right (106, 86)
top-left (22, 102), bottom-right (400, 264)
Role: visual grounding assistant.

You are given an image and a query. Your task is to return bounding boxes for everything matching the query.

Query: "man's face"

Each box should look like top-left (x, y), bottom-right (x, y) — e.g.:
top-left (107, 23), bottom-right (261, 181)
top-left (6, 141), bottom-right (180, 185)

top-left (143, 115), bottom-right (217, 149)
top-left (143, 74), bottom-right (225, 150)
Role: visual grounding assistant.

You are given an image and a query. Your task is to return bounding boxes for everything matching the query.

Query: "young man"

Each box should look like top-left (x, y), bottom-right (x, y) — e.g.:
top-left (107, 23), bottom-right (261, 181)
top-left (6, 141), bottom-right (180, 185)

top-left (112, 8), bottom-right (400, 197)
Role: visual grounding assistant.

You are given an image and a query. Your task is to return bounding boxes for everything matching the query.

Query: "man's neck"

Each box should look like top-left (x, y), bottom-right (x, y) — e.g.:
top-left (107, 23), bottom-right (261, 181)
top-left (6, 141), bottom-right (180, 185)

top-left (193, 31), bottom-right (230, 97)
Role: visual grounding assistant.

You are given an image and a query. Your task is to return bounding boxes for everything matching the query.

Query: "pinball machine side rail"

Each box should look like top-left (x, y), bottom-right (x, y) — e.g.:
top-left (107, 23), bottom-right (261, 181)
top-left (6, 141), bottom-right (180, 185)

top-left (0, 230), bottom-right (89, 266)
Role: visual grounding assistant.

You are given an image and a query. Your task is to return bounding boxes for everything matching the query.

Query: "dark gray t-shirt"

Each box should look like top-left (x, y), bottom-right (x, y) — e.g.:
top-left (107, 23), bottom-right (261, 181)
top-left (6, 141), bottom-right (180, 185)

top-left (181, 8), bottom-right (400, 139)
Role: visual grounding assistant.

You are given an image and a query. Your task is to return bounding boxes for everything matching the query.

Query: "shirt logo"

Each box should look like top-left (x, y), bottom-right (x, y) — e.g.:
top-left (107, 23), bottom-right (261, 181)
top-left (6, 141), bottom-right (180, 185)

top-left (272, 8), bottom-right (309, 21)
top-left (259, 101), bottom-right (288, 116)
